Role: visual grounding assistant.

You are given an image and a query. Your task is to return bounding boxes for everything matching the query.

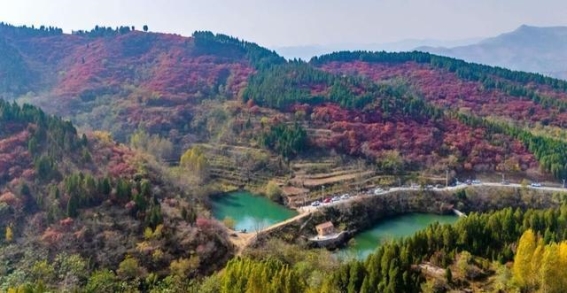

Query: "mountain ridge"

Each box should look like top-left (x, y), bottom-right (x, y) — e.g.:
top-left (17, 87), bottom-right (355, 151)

top-left (417, 24), bottom-right (567, 79)
top-left (273, 36), bottom-right (482, 60)
top-left (3, 22), bottom-right (567, 182)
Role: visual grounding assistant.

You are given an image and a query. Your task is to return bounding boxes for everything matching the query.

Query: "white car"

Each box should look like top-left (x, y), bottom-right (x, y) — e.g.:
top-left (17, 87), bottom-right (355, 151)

top-left (374, 188), bottom-right (384, 195)
top-left (310, 201), bottom-right (321, 207)
top-left (340, 194), bottom-right (350, 200)
top-left (531, 182), bottom-right (542, 187)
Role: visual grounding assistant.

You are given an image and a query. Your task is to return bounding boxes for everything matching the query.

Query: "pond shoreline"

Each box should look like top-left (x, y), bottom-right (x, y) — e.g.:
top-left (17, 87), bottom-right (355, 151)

top-left (337, 213), bottom-right (459, 259)
top-left (210, 190), bottom-right (297, 232)
top-left (249, 186), bottom-right (560, 249)
top-left (212, 186), bottom-right (563, 259)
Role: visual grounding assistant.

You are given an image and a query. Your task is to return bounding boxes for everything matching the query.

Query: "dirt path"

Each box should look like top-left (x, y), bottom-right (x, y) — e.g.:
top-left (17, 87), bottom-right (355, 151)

top-left (299, 171), bottom-right (374, 186)
top-left (229, 232), bottom-right (256, 255)
top-left (228, 212), bottom-right (312, 255)
top-left (282, 186), bottom-right (309, 196)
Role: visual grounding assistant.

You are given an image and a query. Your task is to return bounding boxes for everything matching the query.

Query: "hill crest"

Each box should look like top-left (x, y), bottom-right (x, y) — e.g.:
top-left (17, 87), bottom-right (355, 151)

top-left (417, 24), bottom-right (567, 79)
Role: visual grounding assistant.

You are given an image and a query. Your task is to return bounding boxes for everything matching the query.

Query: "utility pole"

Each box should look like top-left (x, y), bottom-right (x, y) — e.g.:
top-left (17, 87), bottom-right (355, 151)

top-left (445, 169), bottom-right (449, 187)
top-left (502, 152), bottom-right (507, 183)
top-left (563, 178), bottom-right (565, 188)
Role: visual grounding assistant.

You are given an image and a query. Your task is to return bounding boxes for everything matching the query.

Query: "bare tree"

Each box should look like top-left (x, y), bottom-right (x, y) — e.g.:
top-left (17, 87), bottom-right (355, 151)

top-left (252, 218), bottom-right (269, 242)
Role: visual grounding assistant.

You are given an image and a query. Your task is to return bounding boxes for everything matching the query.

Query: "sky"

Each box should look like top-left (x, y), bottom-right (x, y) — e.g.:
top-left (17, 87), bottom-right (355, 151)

top-left (1, 0), bottom-right (566, 48)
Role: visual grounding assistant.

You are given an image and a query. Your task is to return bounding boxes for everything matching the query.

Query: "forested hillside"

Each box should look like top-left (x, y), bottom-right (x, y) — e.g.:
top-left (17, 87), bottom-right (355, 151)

top-left (310, 51), bottom-right (567, 179)
top-left (2, 23), bottom-right (567, 181)
top-left (0, 100), bottom-right (233, 291)
top-left (0, 23), bottom-right (271, 145)
top-left (3, 22), bottom-right (567, 292)
top-left (186, 204), bottom-right (567, 293)
top-left (313, 51), bottom-right (567, 125)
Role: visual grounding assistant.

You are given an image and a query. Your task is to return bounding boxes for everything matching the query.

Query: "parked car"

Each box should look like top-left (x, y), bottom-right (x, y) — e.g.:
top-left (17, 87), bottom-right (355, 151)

top-left (331, 196), bottom-right (340, 202)
top-left (531, 182), bottom-right (542, 187)
top-left (472, 179), bottom-right (481, 185)
top-left (374, 188), bottom-right (384, 195)
top-left (323, 197), bottom-right (332, 203)
top-left (501, 180), bottom-right (510, 185)
top-left (311, 201), bottom-right (321, 207)
top-left (340, 194), bottom-right (350, 200)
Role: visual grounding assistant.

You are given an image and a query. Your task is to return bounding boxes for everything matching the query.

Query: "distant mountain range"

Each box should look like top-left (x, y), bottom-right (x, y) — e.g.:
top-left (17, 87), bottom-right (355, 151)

top-left (273, 37), bottom-right (482, 61)
top-left (276, 25), bottom-right (567, 80)
top-left (417, 25), bottom-right (567, 79)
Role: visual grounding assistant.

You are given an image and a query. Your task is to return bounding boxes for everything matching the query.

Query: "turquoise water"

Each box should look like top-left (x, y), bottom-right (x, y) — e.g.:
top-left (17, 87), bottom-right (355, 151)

top-left (340, 213), bottom-right (459, 260)
top-left (211, 191), bottom-right (298, 232)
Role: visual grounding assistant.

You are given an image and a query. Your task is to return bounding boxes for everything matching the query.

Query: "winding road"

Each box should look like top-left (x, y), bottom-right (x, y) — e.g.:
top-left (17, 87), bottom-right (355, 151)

top-left (298, 181), bottom-right (566, 213)
top-left (229, 181), bottom-right (566, 254)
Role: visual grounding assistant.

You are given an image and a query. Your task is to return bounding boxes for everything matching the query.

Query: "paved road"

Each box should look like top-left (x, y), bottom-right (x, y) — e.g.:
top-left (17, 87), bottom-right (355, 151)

top-left (231, 181), bottom-right (565, 253)
top-left (297, 182), bottom-right (567, 213)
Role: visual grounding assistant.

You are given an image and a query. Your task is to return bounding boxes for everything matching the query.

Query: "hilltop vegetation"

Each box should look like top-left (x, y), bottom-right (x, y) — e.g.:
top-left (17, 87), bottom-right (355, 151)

top-left (2, 23), bottom-right (565, 183)
top-left (312, 51), bottom-right (567, 179)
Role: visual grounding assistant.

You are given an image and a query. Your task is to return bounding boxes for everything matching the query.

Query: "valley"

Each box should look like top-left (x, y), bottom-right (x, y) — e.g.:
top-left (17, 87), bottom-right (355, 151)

top-left (2, 22), bottom-right (567, 292)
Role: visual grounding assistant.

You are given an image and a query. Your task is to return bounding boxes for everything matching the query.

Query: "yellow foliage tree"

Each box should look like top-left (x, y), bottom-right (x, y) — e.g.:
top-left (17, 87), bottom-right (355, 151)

top-left (513, 230), bottom-right (567, 292)
top-left (265, 180), bottom-right (282, 202)
top-left (180, 146), bottom-right (209, 184)
top-left (170, 256), bottom-right (200, 277)
top-left (513, 229), bottom-right (536, 288)
top-left (143, 227), bottom-right (153, 240)
top-left (5, 226), bottom-right (13, 242)
top-left (529, 238), bottom-right (544, 288)
top-left (541, 243), bottom-right (562, 293)
top-left (117, 255), bottom-right (146, 280)
top-left (153, 224), bottom-right (164, 239)
top-left (92, 131), bottom-right (113, 143)
top-left (558, 242), bottom-right (567, 289)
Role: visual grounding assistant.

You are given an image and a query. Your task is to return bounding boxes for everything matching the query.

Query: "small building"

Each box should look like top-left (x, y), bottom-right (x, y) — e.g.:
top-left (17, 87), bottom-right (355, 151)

top-left (315, 221), bottom-right (335, 237)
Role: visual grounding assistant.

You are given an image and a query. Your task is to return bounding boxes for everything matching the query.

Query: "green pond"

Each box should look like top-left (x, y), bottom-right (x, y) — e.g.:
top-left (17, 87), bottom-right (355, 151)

top-left (211, 191), bottom-right (298, 232)
top-left (340, 214), bottom-right (459, 260)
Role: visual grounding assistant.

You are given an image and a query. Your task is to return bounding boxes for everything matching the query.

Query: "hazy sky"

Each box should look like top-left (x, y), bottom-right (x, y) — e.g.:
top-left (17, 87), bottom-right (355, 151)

top-left (1, 0), bottom-right (566, 47)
